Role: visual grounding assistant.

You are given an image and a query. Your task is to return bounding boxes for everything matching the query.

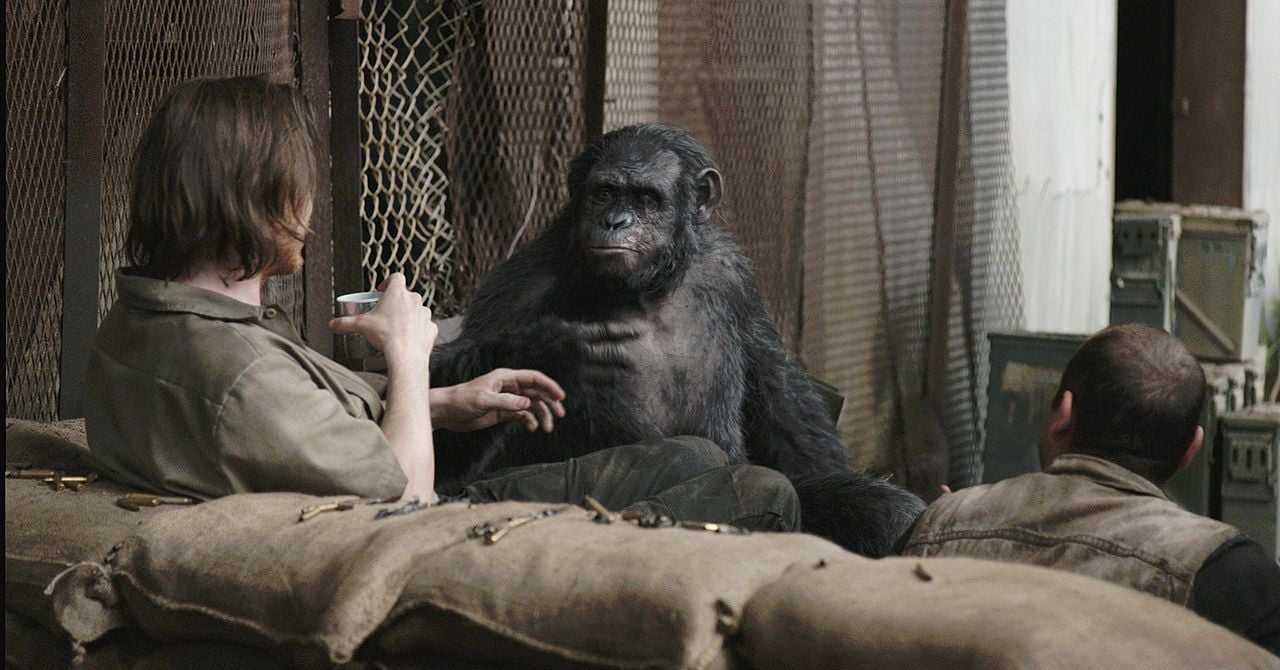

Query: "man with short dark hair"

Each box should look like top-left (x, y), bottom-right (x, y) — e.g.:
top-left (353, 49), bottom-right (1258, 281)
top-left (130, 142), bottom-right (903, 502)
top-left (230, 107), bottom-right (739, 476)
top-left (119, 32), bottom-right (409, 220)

top-left (900, 324), bottom-right (1279, 654)
top-left (85, 75), bottom-right (800, 532)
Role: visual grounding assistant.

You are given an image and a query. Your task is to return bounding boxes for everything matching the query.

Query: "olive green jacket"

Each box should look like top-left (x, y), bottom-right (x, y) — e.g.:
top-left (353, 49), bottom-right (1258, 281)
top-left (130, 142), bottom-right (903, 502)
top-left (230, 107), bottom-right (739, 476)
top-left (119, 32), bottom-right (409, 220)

top-left (85, 271), bottom-right (407, 500)
top-left (901, 454), bottom-right (1239, 605)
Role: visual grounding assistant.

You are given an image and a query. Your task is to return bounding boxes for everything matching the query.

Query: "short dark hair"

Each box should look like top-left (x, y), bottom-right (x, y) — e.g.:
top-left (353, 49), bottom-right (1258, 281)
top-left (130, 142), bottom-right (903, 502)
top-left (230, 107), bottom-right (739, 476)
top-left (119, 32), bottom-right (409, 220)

top-left (1055, 323), bottom-right (1205, 484)
top-left (126, 75), bottom-right (318, 280)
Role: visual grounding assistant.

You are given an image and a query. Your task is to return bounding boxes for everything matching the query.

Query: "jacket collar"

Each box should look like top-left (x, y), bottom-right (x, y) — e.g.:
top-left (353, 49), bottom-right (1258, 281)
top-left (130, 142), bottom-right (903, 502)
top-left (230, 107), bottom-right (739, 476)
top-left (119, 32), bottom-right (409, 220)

top-left (115, 268), bottom-right (275, 322)
top-left (1043, 453), bottom-right (1169, 500)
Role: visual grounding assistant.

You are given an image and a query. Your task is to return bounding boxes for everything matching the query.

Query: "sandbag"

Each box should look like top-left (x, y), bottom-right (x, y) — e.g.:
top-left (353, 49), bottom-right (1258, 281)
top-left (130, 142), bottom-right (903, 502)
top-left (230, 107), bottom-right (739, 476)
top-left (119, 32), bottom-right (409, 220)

top-left (735, 555), bottom-right (1280, 669)
top-left (52, 493), bottom-right (842, 668)
top-left (4, 419), bottom-right (180, 630)
top-left (5, 418), bottom-right (97, 473)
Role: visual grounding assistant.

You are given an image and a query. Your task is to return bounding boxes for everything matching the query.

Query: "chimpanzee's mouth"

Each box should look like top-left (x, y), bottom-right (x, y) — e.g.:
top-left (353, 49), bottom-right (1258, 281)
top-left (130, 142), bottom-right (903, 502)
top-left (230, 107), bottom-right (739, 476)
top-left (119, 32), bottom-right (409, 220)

top-left (588, 246), bottom-right (638, 255)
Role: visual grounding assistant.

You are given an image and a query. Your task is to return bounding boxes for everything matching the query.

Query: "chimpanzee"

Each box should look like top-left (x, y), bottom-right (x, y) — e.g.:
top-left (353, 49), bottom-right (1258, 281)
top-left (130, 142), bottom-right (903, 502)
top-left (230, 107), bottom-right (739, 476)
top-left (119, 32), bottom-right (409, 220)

top-left (430, 123), bottom-right (924, 556)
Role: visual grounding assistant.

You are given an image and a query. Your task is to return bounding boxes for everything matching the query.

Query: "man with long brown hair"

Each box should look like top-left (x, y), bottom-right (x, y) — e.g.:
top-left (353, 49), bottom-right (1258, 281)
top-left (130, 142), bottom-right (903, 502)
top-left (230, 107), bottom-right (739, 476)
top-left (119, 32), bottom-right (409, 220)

top-left (84, 75), bottom-right (799, 531)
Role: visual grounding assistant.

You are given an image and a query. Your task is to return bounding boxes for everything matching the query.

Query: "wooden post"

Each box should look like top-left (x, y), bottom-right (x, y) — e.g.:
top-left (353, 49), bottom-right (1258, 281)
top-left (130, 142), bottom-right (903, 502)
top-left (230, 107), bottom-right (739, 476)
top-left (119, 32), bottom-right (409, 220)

top-left (1171, 0), bottom-right (1245, 207)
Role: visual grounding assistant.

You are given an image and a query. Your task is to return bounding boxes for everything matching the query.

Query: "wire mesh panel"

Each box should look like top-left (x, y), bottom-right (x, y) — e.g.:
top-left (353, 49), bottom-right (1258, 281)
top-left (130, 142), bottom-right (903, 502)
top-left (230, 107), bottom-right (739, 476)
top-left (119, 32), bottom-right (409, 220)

top-left (603, 0), bottom-right (658, 130)
top-left (358, 0), bottom-right (469, 310)
top-left (801, 0), bottom-right (946, 474)
top-left (98, 1), bottom-right (299, 323)
top-left (943, 0), bottom-right (1024, 487)
top-left (348, 0), bottom-right (1020, 489)
top-left (603, 1), bottom-right (811, 350)
top-left (356, 1), bottom-right (593, 313)
top-left (442, 0), bottom-right (590, 314)
top-left (6, 0), bottom-right (67, 421)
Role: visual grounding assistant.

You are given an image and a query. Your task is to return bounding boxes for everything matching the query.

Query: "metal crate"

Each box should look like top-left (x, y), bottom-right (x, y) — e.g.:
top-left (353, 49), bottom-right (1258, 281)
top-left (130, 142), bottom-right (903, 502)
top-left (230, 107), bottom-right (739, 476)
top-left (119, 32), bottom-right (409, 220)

top-left (1111, 200), bottom-right (1269, 363)
top-left (1213, 403), bottom-right (1280, 560)
top-left (981, 330), bottom-right (1086, 484)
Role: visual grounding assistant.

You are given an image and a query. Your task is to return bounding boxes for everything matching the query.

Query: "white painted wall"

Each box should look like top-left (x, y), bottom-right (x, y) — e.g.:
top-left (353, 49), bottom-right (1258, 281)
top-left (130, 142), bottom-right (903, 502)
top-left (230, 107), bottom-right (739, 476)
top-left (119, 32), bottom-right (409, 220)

top-left (1006, 0), bottom-right (1117, 334)
top-left (1245, 0), bottom-right (1280, 378)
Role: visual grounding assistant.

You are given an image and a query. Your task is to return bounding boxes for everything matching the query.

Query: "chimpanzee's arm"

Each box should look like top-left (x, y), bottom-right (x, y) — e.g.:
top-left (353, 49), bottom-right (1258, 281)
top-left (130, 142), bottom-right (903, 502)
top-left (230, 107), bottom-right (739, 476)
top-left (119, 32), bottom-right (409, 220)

top-left (734, 264), bottom-right (852, 477)
top-left (427, 237), bottom-right (566, 489)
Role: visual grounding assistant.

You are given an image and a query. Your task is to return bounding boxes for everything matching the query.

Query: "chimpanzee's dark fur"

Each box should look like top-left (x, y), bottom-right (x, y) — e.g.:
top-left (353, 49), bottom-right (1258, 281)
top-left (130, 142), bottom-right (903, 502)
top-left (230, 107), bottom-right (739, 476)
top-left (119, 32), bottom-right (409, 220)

top-left (430, 124), bottom-right (924, 556)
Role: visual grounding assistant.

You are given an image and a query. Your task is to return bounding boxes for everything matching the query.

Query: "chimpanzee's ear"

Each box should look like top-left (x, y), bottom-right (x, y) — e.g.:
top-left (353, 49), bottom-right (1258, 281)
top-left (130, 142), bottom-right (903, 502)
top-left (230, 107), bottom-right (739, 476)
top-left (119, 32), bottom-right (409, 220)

top-left (695, 168), bottom-right (723, 224)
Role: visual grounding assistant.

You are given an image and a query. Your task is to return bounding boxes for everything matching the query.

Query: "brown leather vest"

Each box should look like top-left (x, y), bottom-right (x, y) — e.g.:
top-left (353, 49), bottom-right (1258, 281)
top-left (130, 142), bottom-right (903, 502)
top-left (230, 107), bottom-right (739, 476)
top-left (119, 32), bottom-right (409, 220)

top-left (902, 454), bottom-right (1239, 604)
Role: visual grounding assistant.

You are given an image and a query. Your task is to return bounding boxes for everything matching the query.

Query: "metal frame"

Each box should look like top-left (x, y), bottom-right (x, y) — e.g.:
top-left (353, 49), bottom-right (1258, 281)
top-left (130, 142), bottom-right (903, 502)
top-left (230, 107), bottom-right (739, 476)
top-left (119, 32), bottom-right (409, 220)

top-left (296, 0), bottom-right (336, 357)
top-left (914, 0), bottom-right (969, 495)
top-left (60, 0), bottom-right (106, 419)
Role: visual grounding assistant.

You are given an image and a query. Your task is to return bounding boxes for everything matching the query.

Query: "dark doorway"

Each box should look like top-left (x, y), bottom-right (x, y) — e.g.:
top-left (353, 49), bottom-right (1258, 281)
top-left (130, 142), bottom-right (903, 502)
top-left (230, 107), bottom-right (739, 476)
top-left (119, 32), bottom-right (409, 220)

top-left (1114, 0), bottom-right (1174, 202)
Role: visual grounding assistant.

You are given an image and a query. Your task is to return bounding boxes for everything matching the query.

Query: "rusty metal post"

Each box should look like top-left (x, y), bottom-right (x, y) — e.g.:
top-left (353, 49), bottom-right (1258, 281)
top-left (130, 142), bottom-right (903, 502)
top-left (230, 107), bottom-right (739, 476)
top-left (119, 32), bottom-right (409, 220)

top-left (296, 0), bottom-right (337, 356)
top-left (329, 0), bottom-right (364, 304)
top-left (583, 0), bottom-right (609, 142)
top-left (918, 0), bottom-right (970, 497)
top-left (60, 0), bottom-right (106, 419)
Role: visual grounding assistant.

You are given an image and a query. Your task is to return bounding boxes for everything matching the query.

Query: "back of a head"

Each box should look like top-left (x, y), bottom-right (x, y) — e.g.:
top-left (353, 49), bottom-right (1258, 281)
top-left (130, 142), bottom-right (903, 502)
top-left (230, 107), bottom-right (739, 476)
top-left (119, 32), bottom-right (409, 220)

top-left (126, 74), bottom-right (318, 280)
top-left (1057, 323), bottom-right (1205, 484)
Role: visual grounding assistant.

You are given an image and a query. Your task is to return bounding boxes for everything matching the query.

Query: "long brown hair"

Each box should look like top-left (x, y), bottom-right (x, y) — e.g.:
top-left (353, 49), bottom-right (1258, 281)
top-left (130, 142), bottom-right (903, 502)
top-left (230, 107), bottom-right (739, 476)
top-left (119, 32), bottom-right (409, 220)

top-left (125, 75), bottom-right (318, 280)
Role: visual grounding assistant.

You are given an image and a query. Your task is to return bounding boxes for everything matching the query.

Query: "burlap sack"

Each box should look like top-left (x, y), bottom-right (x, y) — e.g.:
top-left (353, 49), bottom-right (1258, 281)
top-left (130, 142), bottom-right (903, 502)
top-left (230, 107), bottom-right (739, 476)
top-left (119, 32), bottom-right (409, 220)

top-left (4, 419), bottom-right (179, 631)
top-left (735, 555), bottom-right (1280, 669)
top-left (50, 493), bottom-right (845, 668)
top-left (5, 418), bottom-right (97, 472)
top-left (6, 609), bottom-right (73, 670)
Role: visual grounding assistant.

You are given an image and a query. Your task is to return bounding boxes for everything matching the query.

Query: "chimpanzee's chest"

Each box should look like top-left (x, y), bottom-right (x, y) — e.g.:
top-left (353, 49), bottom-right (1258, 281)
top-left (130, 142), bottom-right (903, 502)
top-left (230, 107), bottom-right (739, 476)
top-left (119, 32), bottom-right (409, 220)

top-left (559, 286), bottom-right (736, 438)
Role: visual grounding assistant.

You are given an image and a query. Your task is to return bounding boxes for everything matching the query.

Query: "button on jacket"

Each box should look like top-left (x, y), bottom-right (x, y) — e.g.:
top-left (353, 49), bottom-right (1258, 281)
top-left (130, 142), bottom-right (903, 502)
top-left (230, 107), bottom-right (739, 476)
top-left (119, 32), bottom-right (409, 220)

top-left (85, 270), bottom-right (407, 500)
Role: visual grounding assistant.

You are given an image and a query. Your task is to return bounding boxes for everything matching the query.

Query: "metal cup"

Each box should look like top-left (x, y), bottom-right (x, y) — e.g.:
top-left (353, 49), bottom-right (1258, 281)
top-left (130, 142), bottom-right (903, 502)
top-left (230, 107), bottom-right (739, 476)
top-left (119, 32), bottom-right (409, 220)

top-left (335, 291), bottom-right (383, 360)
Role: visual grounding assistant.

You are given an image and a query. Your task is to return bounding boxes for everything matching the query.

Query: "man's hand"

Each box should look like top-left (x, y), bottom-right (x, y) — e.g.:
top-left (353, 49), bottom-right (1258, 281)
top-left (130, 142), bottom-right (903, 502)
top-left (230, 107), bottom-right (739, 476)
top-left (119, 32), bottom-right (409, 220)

top-left (432, 368), bottom-right (566, 433)
top-left (329, 274), bottom-right (437, 368)
top-left (329, 274), bottom-right (437, 502)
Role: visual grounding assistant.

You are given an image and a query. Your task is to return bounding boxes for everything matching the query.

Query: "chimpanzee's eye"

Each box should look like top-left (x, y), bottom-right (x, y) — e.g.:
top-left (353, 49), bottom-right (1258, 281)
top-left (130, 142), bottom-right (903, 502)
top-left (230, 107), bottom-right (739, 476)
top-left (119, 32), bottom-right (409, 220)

top-left (591, 187), bottom-right (614, 204)
top-left (638, 192), bottom-right (660, 209)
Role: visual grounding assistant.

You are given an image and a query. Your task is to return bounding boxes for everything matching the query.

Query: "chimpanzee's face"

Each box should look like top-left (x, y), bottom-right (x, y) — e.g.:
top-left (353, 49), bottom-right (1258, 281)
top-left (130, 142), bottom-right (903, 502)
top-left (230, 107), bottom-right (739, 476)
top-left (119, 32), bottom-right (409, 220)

top-left (575, 148), bottom-right (685, 283)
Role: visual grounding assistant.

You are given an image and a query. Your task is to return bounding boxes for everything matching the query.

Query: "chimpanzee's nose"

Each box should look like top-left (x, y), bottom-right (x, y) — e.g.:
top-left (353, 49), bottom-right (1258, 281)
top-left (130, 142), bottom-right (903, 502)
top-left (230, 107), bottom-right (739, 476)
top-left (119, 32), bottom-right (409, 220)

top-left (605, 210), bottom-right (633, 231)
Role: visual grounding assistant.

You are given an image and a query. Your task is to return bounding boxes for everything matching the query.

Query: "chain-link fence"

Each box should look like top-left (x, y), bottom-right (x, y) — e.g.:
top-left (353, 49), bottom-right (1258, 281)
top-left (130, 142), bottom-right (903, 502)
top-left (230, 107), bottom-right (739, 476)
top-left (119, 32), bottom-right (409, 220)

top-left (945, 0), bottom-right (1024, 487)
top-left (358, 0), bottom-right (589, 315)
top-left (798, 1), bottom-right (946, 475)
top-left (358, 0), bottom-right (466, 311)
top-left (5, 0), bottom-right (67, 421)
top-left (98, 0), bottom-right (299, 323)
top-left (356, 0), bottom-right (1021, 487)
top-left (9, 1), bottom-right (1022, 492)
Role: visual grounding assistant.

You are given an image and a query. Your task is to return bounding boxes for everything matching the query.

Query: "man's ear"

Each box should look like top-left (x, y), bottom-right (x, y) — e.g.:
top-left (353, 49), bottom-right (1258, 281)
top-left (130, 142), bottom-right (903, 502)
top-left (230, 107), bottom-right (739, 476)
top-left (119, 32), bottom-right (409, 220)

top-left (1050, 390), bottom-right (1075, 438)
top-left (1039, 390), bottom-right (1075, 467)
top-left (695, 168), bottom-right (722, 224)
top-left (1178, 425), bottom-right (1205, 471)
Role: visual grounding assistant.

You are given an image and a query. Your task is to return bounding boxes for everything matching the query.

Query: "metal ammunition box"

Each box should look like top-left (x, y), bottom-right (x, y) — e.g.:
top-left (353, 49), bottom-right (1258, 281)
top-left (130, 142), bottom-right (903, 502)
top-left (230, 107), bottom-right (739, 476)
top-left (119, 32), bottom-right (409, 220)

top-left (1213, 403), bottom-right (1280, 561)
top-left (1111, 201), bottom-right (1269, 363)
top-left (981, 331), bottom-right (1086, 484)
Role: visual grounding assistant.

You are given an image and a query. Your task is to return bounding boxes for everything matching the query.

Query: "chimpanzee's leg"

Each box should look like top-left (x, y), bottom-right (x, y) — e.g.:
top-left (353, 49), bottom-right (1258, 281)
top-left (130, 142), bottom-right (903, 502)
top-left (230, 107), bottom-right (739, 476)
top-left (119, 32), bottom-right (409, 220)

top-left (462, 436), bottom-right (727, 508)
